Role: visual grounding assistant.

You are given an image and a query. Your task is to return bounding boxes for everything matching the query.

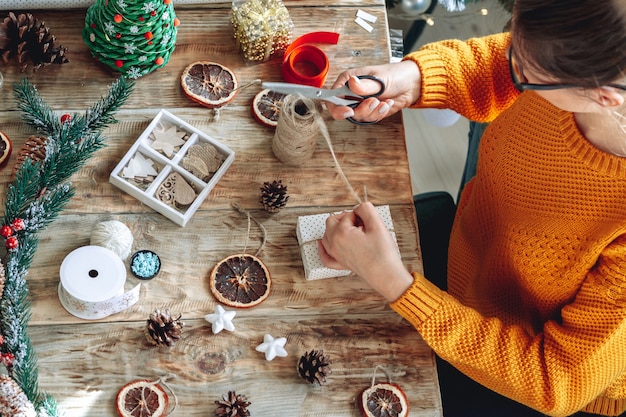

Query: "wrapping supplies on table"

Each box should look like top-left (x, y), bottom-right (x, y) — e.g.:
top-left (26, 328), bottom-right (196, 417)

top-left (231, 0), bottom-right (294, 63)
top-left (296, 205), bottom-right (398, 281)
top-left (58, 245), bottom-right (141, 320)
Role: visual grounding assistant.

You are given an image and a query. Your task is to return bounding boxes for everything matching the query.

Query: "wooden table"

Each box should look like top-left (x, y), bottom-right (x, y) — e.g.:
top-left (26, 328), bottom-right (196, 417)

top-left (0, 2), bottom-right (442, 416)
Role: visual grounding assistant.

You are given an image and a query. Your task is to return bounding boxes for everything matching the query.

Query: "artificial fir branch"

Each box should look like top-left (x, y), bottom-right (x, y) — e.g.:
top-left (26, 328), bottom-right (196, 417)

top-left (0, 77), bottom-right (134, 416)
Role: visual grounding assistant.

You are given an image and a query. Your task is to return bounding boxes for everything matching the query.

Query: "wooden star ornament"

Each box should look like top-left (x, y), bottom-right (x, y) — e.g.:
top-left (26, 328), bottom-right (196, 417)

top-left (150, 123), bottom-right (186, 157)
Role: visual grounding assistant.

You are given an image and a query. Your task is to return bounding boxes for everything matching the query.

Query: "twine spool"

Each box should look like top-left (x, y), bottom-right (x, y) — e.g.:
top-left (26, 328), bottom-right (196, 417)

top-left (272, 95), bottom-right (323, 166)
top-left (90, 220), bottom-right (134, 260)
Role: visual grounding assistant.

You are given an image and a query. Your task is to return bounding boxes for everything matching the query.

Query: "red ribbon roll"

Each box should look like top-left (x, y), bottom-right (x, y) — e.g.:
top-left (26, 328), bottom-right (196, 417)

top-left (282, 32), bottom-right (340, 87)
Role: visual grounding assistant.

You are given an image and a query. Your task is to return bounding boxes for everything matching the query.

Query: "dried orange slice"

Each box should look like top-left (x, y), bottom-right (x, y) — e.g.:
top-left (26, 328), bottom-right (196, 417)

top-left (209, 253), bottom-right (271, 308)
top-left (0, 131), bottom-right (12, 167)
top-left (252, 89), bottom-right (286, 128)
top-left (181, 61), bottom-right (238, 109)
top-left (358, 382), bottom-right (409, 417)
top-left (116, 379), bottom-right (169, 417)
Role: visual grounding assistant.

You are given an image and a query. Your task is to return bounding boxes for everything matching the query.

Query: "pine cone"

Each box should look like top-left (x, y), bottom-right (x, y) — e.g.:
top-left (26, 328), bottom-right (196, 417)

top-left (12, 135), bottom-right (48, 175)
top-left (259, 180), bottom-right (289, 213)
top-left (215, 391), bottom-right (251, 417)
top-left (0, 12), bottom-right (68, 72)
top-left (297, 349), bottom-right (332, 385)
top-left (0, 375), bottom-right (36, 417)
top-left (145, 308), bottom-right (184, 347)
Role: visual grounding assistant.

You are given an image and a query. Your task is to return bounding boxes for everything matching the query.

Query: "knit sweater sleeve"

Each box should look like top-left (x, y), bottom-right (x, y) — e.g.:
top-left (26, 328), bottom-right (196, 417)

top-left (391, 235), bottom-right (626, 417)
top-left (403, 32), bottom-right (519, 122)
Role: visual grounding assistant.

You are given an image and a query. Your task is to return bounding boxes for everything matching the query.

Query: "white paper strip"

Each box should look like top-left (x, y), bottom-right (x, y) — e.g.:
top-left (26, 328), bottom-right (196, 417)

top-left (355, 16), bottom-right (374, 33)
top-left (356, 9), bottom-right (377, 23)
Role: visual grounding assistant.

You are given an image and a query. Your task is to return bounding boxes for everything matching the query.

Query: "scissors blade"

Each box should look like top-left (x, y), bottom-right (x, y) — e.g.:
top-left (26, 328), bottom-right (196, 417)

top-left (261, 82), bottom-right (359, 106)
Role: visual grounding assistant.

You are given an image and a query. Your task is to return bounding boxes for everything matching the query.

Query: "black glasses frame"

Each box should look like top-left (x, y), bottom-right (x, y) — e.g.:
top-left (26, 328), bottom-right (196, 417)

top-left (508, 47), bottom-right (626, 92)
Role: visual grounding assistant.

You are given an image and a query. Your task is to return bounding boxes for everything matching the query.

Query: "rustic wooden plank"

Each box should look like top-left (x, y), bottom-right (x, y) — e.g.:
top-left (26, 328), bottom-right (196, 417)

top-left (27, 204), bottom-right (422, 325)
top-left (32, 315), bottom-right (441, 417)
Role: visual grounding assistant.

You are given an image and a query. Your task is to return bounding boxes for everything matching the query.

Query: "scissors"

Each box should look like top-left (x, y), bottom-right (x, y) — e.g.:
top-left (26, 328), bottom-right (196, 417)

top-left (262, 75), bottom-right (386, 125)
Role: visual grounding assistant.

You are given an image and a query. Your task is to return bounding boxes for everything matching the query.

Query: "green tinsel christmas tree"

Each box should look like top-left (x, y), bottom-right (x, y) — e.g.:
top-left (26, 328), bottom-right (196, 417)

top-left (0, 76), bottom-right (134, 416)
top-left (83, 0), bottom-right (180, 79)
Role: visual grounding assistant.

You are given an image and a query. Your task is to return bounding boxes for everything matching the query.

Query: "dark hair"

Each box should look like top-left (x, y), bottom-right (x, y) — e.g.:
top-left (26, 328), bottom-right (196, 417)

top-left (512, 0), bottom-right (626, 88)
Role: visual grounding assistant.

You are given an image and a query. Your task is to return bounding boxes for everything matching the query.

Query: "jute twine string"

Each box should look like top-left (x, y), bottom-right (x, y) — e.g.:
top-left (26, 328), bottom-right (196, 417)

top-left (370, 365), bottom-right (393, 387)
top-left (272, 95), bottom-right (322, 167)
top-left (272, 95), bottom-right (362, 204)
top-left (144, 374), bottom-right (178, 416)
top-left (232, 203), bottom-right (267, 257)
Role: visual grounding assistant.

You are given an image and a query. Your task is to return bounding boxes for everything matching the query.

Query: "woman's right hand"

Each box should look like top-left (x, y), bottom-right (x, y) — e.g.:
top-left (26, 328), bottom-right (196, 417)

top-left (326, 60), bottom-right (422, 124)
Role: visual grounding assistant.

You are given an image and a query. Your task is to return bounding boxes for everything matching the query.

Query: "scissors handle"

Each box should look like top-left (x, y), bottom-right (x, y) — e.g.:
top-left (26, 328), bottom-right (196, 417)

top-left (345, 75), bottom-right (386, 125)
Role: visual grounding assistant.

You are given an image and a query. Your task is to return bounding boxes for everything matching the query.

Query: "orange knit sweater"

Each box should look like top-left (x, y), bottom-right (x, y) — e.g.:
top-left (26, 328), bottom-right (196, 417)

top-left (392, 32), bottom-right (626, 416)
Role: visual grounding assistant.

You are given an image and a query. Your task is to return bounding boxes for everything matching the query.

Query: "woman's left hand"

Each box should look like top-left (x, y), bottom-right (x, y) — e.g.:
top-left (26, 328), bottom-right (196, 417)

top-left (317, 202), bottom-right (413, 301)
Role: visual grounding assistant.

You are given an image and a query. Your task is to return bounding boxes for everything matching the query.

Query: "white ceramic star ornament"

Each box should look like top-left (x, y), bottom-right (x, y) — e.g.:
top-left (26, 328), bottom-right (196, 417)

top-left (255, 333), bottom-right (288, 361)
top-left (204, 305), bottom-right (236, 334)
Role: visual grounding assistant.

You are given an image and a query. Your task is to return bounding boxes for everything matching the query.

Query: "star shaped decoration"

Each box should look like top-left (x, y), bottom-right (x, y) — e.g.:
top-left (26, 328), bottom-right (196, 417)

top-left (122, 152), bottom-right (158, 178)
top-left (204, 304), bottom-right (236, 334)
top-left (255, 334), bottom-right (288, 361)
top-left (150, 124), bottom-right (186, 157)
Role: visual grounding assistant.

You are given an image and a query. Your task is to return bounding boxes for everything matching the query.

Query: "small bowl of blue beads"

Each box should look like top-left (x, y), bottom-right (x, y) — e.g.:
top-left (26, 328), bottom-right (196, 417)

top-left (130, 250), bottom-right (161, 280)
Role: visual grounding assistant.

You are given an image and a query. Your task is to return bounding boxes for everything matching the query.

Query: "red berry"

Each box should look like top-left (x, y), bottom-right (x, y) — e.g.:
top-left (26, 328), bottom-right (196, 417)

top-left (155, 57), bottom-right (164, 65)
top-left (164, 0), bottom-right (171, 3)
top-left (0, 225), bottom-right (12, 238)
top-left (11, 218), bottom-right (24, 231)
top-left (1, 352), bottom-right (14, 367)
top-left (151, 10), bottom-right (157, 16)
top-left (174, 18), bottom-right (180, 27)
top-left (115, 60), bottom-right (124, 68)
top-left (114, 14), bottom-right (123, 23)
top-left (6, 236), bottom-right (18, 250)
top-left (144, 31), bottom-right (153, 40)
top-left (61, 114), bottom-right (72, 124)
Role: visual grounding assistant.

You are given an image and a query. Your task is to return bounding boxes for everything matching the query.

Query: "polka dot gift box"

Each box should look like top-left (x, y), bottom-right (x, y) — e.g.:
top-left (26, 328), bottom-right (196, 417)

top-left (295, 205), bottom-right (399, 281)
top-left (83, 0), bottom-right (180, 79)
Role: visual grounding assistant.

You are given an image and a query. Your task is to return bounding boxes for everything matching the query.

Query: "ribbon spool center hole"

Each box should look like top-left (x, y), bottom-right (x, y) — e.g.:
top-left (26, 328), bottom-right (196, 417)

top-left (88, 269), bottom-right (99, 278)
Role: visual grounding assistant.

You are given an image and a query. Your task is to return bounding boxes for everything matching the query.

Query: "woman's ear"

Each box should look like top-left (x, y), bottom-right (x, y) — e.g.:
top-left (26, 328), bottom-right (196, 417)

top-left (592, 86), bottom-right (625, 108)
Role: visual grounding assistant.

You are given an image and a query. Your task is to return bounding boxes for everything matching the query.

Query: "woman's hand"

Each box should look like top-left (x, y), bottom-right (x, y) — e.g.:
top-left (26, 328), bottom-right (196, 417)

top-left (318, 202), bottom-right (413, 301)
top-left (326, 60), bottom-right (422, 123)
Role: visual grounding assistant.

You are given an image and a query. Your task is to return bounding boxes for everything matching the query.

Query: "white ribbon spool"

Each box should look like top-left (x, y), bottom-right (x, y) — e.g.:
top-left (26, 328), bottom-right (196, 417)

top-left (57, 245), bottom-right (141, 320)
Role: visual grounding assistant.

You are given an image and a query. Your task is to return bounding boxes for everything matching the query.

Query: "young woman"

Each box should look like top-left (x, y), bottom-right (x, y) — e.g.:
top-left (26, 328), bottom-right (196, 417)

top-left (318, 1), bottom-right (626, 416)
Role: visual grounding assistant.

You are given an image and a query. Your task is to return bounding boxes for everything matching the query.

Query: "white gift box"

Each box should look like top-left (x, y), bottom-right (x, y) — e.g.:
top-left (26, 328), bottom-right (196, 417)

top-left (296, 205), bottom-right (398, 280)
top-left (110, 109), bottom-right (235, 226)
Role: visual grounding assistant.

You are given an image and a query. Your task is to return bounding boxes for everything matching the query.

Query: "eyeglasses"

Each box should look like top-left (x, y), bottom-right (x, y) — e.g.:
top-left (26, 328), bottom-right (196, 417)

top-left (508, 46), bottom-right (626, 92)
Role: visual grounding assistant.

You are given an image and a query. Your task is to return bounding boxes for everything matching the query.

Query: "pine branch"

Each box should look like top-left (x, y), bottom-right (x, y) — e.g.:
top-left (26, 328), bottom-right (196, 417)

top-left (12, 80), bottom-right (60, 137)
top-left (0, 76), bottom-right (134, 416)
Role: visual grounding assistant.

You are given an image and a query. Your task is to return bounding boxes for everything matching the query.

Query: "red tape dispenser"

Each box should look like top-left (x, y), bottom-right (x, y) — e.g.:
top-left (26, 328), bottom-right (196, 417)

top-left (281, 32), bottom-right (340, 87)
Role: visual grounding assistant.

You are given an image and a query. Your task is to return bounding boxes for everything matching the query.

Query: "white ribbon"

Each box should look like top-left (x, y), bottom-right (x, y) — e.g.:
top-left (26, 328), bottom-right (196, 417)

top-left (58, 245), bottom-right (141, 320)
